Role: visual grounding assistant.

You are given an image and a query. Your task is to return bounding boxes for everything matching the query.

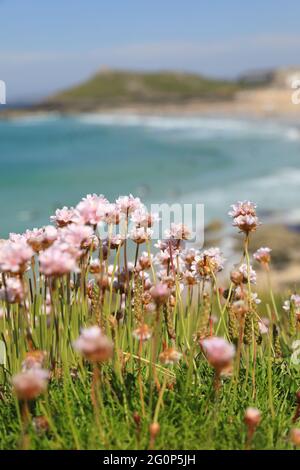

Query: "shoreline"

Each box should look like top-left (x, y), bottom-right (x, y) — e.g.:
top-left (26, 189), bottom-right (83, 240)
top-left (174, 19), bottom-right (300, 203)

top-left (1, 88), bottom-right (300, 122)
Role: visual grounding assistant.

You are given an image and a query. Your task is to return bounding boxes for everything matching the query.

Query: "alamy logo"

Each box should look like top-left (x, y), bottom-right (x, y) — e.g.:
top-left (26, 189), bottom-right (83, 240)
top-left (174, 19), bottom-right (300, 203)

top-left (291, 340), bottom-right (300, 365)
top-left (0, 80), bottom-right (6, 104)
top-left (0, 340), bottom-right (6, 366)
top-left (291, 79), bottom-right (300, 105)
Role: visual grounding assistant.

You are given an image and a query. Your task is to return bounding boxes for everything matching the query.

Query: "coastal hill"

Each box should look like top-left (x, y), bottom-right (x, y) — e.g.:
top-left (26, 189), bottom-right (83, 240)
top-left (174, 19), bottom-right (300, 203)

top-left (41, 69), bottom-right (243, 111)
top-left (39, 67), bottom-right (300, 116)
top-left (1, 67), bottom-right (300, 117)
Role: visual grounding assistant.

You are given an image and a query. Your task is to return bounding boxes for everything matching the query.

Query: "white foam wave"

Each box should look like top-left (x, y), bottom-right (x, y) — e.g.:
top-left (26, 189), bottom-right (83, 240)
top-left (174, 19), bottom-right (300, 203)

top-left (75, 113), bottom-right (300, 141)
top-left (9, 112), bottom-right (61, 125)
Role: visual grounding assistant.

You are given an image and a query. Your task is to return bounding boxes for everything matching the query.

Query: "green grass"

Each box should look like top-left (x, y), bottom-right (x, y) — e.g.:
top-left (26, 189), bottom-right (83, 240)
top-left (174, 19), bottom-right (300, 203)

top-left (1, 359), bottom-right (299, 450)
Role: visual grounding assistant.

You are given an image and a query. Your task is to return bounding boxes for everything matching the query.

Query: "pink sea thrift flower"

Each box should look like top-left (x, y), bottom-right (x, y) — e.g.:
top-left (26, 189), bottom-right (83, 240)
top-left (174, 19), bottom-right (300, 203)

top-left (253, 247), bottom-right (272, 266)
top-left (192, 247), bottom-right (225, 279)
top-left (39, 245), bottom-right (78, 276)
top-left (283, 294), bottom-right (300, 318)
top-left (59, 223), bottom-right (94, 248)
top-left (244, 407), bottom-right (261, 427)
top-left (150, 283), bottom-right (171, 306)
top-left (165, 223), bottom-right (191, 240)
top-left (116, 194), bottom-right (142, 215)
top-left (103, 203), bottom-right (120, 225)
top-left (74, 326), bottom-right (113, 362)
top-left (0, 277), bottom-right (25, 303)
top-left (129, 227), bottom-right (152, 244)
top-left (131, 208), bottom-right (159, 228)
top-left (239, 263), bottom-right (257, 284)
top-left (12, 368), bottom-right (49, 401)
top-left (50, 206), bottom-right (79, 227)
top-left (137, 252), bottom-right (153, 271)
top-left (0, 240), bottom-right (33, 274)
top-left (25, 226), bottom-right (57, 252)
top-left (229, 201), bottom-right (260, 233)
top-left (201, 336), bottom-right (235, 373)
top-left (76, 194), bottom-right (108, 226)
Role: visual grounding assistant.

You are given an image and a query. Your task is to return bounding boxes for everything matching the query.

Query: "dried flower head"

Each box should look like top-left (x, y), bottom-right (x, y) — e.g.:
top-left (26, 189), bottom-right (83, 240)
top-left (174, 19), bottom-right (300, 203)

top-left (159, 347), bottom-right (182, 365)
top-left (132, 324), bottom-right (152, 342)
top-left (22, 350), bottom-right (47, 371)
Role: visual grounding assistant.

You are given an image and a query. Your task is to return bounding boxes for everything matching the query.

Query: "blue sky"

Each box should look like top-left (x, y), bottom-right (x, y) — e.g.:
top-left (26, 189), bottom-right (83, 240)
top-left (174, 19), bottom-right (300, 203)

top-left (1, 0), bottom-right (300, 101)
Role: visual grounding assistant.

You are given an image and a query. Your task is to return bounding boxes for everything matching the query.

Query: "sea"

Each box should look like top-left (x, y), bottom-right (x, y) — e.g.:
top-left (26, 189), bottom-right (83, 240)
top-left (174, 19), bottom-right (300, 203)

top-left (0, 112), bottom-right (300, 238)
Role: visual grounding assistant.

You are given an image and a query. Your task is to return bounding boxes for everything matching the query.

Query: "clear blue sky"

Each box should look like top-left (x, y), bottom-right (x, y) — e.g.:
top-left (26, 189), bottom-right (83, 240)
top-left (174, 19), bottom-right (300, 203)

top-left (1, 0), bottom-right (300, 101)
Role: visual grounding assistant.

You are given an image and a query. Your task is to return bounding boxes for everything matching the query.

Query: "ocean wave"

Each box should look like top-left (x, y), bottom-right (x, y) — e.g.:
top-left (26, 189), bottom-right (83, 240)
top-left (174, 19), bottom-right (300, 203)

top-left (181, 167), bottom-right (300, 222)
top-left (8, 112), bottom-right (61, 125)
top-left (75, 113), bottom-right (300, 141)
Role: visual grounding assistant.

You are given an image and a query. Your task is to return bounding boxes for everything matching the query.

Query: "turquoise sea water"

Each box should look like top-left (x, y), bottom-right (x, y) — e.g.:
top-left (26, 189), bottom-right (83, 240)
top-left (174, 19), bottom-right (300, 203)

top-left (0, 112), bottom-right (300, 237)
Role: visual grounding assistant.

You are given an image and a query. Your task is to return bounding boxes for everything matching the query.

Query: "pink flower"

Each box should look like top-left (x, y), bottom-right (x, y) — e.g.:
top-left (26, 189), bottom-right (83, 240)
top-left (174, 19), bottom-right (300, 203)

top-left (103, 203), bottom-right (120, 225)
top-left (150, 283), bottom-right (170, 306)
top-left (59, 223), bottom-right (94, 248)
top-left (201, 336), bottom-right (235, 373)
top-left (131, 208), bottom-right (159, 228)
top-left (0, 240), bottom-right (33, 274)
top-left (229, 201), bottom-right (260, 233)
top-left (50, 206), bottom-right (79, 227)
top-left (25, 226), bottom-right (57, 252)
top-left (244, 407), bottom-right (261, 427)
top-left (283, 294), bottom-right (300, 317)
top-left (291, 429), bottom-right (300, 446)
top-left (239, 263), bottom-right (257, 284)
top-left (229, 201), bottom-right (257, 218)
top-left (74, 326), bottom-right (113, 362)
top-left (0, 277), bottom-right (25, 303)
top-left (76, 194), bottom-right (108, 226)
top-left (12, 368), bottom-right (49, 401)
top-left (39, 244), bottom-right (78, 276)
top-left (106, 234), bottom-right (126, 250)
top-left (192, 247), bottom-right (225, 278)
top-left (253, 247), bottom-right (272, 265)
top-left (165, 223), bottom-right (191, 240)
top-left (129, 227), bottom-right (152, 244)
top-left (116, 194), bottom-right (142, 215)
top-left (137, 252), bottom-right (153, 271)
top-left (258, 318), bottom-right (269, 334)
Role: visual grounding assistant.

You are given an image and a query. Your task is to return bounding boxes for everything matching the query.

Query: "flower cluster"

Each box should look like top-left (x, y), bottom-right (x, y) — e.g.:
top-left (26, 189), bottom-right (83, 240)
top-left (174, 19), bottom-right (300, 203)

top-left (229, 200), bottom-right (260, 233)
